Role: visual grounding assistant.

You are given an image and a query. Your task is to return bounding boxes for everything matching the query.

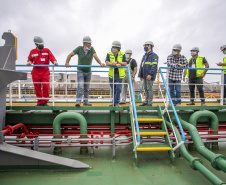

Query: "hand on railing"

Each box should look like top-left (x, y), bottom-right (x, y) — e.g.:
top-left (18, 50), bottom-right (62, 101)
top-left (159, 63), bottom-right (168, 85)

top-left (53, 61), bottom-right (58, 66)
top-left (65, 62), bottom-right (70, 68)
top-left (27, 61), bottom-right (32, 66)
top-left (100, 63), bottom-right (106, 67)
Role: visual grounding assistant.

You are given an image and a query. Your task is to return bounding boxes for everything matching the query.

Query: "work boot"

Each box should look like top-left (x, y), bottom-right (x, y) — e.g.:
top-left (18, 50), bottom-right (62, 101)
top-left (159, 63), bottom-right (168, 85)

top-left (201, 102), bottom-right (207, 106)
top-left (139, 103), bottom-right (147, 106)
top-left (75, 103), bottom-right (80, 107)
top-left (119, 101), bottom-right (126, 105)
top-left (43, 102), bottom-right (49, 106)
top-left (83, 102), bottom-right (92, 106)
top-left (186, 101), bottom-right (195, 105)
top-left (36, 104), bottom-right (42, 106)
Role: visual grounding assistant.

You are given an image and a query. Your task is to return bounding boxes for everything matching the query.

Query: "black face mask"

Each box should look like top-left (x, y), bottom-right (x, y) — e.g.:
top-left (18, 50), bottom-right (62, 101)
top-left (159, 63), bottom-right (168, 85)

top-left (37, 45), bottom-right (44, 50)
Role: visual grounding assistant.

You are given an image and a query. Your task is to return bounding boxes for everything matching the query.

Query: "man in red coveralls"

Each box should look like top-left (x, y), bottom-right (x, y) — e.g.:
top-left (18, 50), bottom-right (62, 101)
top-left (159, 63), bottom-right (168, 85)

top-left (27, 36), bottom-right (58, 106)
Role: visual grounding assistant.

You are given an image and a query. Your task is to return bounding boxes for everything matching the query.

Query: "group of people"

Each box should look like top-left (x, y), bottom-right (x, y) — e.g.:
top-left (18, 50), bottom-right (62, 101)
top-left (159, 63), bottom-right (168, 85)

top-left (27, 36), bottom-right (226, 106)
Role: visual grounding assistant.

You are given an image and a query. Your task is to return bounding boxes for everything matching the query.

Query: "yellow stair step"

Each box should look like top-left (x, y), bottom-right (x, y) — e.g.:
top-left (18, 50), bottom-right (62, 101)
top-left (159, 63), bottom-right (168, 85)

top-left (134, 118), bottom-right (163, 122)
top-left (136, 144), bottom-right (171, 151)
top-left (136, 147), bottom-right (171, 151)
top-left (136, 132), bottom-right (167, 135)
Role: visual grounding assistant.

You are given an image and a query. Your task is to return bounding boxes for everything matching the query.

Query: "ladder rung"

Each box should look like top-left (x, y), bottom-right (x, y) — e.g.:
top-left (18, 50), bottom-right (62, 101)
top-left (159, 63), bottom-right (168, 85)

top-left (135, 118), bottom-right (163, 122)
top-left (136, 147), bottom-right (171, 151)
top-left (136, 132), bottom-right (167, 135)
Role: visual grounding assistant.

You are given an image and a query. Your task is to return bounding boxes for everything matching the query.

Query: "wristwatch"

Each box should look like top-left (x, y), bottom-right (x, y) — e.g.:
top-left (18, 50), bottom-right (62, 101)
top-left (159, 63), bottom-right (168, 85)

top-left (132, 75), bottom-right (135, 78)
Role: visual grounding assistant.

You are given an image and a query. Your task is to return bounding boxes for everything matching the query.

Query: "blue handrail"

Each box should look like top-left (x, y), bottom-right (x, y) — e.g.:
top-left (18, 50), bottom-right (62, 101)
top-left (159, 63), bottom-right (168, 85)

top-left (16, 64), bottom-right (141, 142)
top-left (159, 67), bottom-right (186, 141)
top-left (158, 66), bottom-right (226, 142)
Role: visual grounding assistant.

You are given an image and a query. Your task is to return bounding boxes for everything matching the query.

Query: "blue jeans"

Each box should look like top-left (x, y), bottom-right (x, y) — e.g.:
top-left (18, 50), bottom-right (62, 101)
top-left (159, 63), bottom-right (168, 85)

top-left (168, 79), bottom-right (181, 104)
top-left (76, 70), bottom-right (92, 104)
top-left (109, 74), bottom-right (122, 105)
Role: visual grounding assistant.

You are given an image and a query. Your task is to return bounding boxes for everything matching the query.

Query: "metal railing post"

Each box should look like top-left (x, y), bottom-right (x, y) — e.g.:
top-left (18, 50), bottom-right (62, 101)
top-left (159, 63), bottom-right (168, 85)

top-left (18, 80), bottom-right (21, 101)
top-left (195, 84), bottom-right (197, 101)
top-left (166, 69), bottom-right (169, 107)
top-left (9, 83), bottom-right (12, 106)
top-left (220, 70), bottom-right (224, 106)
top-left (113, 68), bottom-right (114, 107)
top-left (52, 66), bottom-right (55, 106)
top-left (65, 72), bottom-right (68, 100)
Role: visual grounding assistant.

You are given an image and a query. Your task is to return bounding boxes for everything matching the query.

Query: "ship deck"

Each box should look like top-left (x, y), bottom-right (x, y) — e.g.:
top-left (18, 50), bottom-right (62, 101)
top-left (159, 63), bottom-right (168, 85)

top-left (1, 144), bottom-right (226, 185)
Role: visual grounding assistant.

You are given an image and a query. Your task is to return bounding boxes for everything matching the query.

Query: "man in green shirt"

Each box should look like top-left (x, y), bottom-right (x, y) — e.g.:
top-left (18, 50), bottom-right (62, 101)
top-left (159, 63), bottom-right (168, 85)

top-left (65, 36), bottom-right (105, 106)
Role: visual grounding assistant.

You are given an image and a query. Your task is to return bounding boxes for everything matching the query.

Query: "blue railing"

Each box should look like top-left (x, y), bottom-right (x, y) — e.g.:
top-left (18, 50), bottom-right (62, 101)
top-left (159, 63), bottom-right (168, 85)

top-left (16, 64), bottom-right (141, 142)
top-left (159, 67), bottom-right (226, 142)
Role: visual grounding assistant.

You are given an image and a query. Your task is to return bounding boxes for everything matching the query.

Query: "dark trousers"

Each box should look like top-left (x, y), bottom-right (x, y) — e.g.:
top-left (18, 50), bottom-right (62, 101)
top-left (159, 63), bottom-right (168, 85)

top-left (189, 77), bottom-right (205, 102)
top-left (224, 74), bottom-right (226, 99)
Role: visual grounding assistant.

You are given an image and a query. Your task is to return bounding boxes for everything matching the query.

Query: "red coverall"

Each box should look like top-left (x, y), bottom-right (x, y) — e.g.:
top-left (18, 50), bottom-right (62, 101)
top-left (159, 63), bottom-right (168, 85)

top-left (27, 48), bottom-right (56, 105)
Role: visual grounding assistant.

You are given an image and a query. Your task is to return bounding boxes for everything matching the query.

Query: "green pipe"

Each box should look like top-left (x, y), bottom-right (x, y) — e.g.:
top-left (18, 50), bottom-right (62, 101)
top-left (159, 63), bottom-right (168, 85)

top-left (53, 112), bottom-right (88, 155)
top-left (172, 116), bottom-right (226, 173)
top-left (189, 110), bottom-right (219, 135)
top-left (165, 120), bottom-right (224, 185)
top-left (189, 110), bottom-right (219, 150)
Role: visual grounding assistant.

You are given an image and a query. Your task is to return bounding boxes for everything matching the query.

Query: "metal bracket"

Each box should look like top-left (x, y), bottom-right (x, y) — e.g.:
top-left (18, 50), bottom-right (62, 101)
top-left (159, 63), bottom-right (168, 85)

top-left (34, 137), bottom-right (39, 151)
top-left (173, 141), bottom-right (184, 151)
top-left (133, 142), bottom-right (140, 152)
top-left (112, 137), bottom-right (116, 160)
top-left (0, 131), bottom-right (4, 144)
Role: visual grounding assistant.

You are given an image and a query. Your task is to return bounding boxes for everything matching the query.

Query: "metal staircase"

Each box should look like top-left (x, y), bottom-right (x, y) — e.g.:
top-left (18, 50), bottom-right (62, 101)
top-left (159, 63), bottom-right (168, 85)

top-left (130, 105), bottom-right (175, 162)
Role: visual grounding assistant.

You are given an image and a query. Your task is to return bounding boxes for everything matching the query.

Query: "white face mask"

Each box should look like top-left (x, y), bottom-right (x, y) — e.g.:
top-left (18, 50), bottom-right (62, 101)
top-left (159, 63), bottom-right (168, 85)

top-left (191, 51), bottom-right (197, 56)
top-left (224, 50), bottom-right (226, 54)
top-left (172, 51), bottom-right (178, 56)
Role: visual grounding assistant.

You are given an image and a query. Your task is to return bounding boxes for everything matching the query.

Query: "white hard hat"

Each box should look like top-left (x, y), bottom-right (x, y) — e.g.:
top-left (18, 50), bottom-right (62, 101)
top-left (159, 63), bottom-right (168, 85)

top-left (172, 44), bottom-right (182, 51)
top-left (125, 49), bottom-right (132, 54)
top-left (112, 40), bottom-right (121, 48)
top-left (83, 36), bottom-right (92, 43)
top-left (220, 44), bottom-right (226, 51)
top-left (34, 36), bottom-right (44, 45)
top-left (190, 47), bottom-right (199, 52)
top-left (143, 41), bottom-right (154, 47)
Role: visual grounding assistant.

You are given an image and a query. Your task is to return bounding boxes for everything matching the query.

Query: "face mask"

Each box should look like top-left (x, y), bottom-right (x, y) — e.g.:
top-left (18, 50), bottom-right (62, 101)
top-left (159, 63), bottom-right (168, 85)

top-left (224, 50), bottom-right (226, 54)
top-left (111, 48), bottom-right (117, 53)
top-left (172, 51), bottom-right (178, 56)
top-left (38, 45), bottom-right (44, 50)
top-left (125, 54), bottom-right (130, 59)
top-left (191, 51), bottom-right (197, 56)
top-left (86, 47), bottom-right (91, 51)
top-left (144, 46), bottom-right (149, 52)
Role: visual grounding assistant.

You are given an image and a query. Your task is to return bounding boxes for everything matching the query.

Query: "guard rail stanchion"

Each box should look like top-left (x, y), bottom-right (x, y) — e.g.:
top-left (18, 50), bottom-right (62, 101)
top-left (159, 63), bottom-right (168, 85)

top-left (52, 66), bottom-right (55, 106)
top-left (220, 70), bottom-right (224, 106)
top-left (9, 83), bottom-right (12, 106)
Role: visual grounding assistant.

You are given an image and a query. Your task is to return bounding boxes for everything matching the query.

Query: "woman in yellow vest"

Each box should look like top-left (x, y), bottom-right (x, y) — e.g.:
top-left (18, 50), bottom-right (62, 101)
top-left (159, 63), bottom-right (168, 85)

top-left (183, 47), bottom-right (209, 106)
top-left (105, 41), bottom-right (127, 106)
top-left (217, 44), bottom-right (226, 105)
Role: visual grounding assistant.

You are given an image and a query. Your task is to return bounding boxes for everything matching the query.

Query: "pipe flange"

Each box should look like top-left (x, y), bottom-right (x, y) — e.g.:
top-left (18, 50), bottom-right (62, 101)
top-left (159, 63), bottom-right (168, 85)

top-left (211, 154), bottom-right (224, 170)
top-left (190, 157), bottom-right (202, 170)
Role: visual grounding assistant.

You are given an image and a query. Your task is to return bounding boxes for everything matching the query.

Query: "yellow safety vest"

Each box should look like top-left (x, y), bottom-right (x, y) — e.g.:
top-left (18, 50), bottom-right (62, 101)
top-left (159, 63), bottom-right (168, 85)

top-left (186, 56), bottom-right (205, 77)
top-left (222, 57), bottom-right (226, 74)
top-left (108, 51), bottom-right (126, 79)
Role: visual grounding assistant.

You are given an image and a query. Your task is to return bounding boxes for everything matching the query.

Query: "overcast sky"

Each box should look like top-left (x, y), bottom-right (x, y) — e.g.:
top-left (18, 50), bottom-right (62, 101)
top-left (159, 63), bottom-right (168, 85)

top-left (1, 0), bottom-right (226, 82)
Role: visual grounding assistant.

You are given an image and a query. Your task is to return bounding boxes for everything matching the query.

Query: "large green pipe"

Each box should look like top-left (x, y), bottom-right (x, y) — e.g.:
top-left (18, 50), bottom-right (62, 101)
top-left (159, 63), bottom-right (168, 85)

top-left (189, 110), bottom-right (219, 150)
top-left (53, 112), bottom-right (88, 155)
top-left (172, 116), bottom-right (226, 173)
top-left (165, 120), bottom-right (224, 185)
top-left (189, 110), bottom-right (219, 135)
